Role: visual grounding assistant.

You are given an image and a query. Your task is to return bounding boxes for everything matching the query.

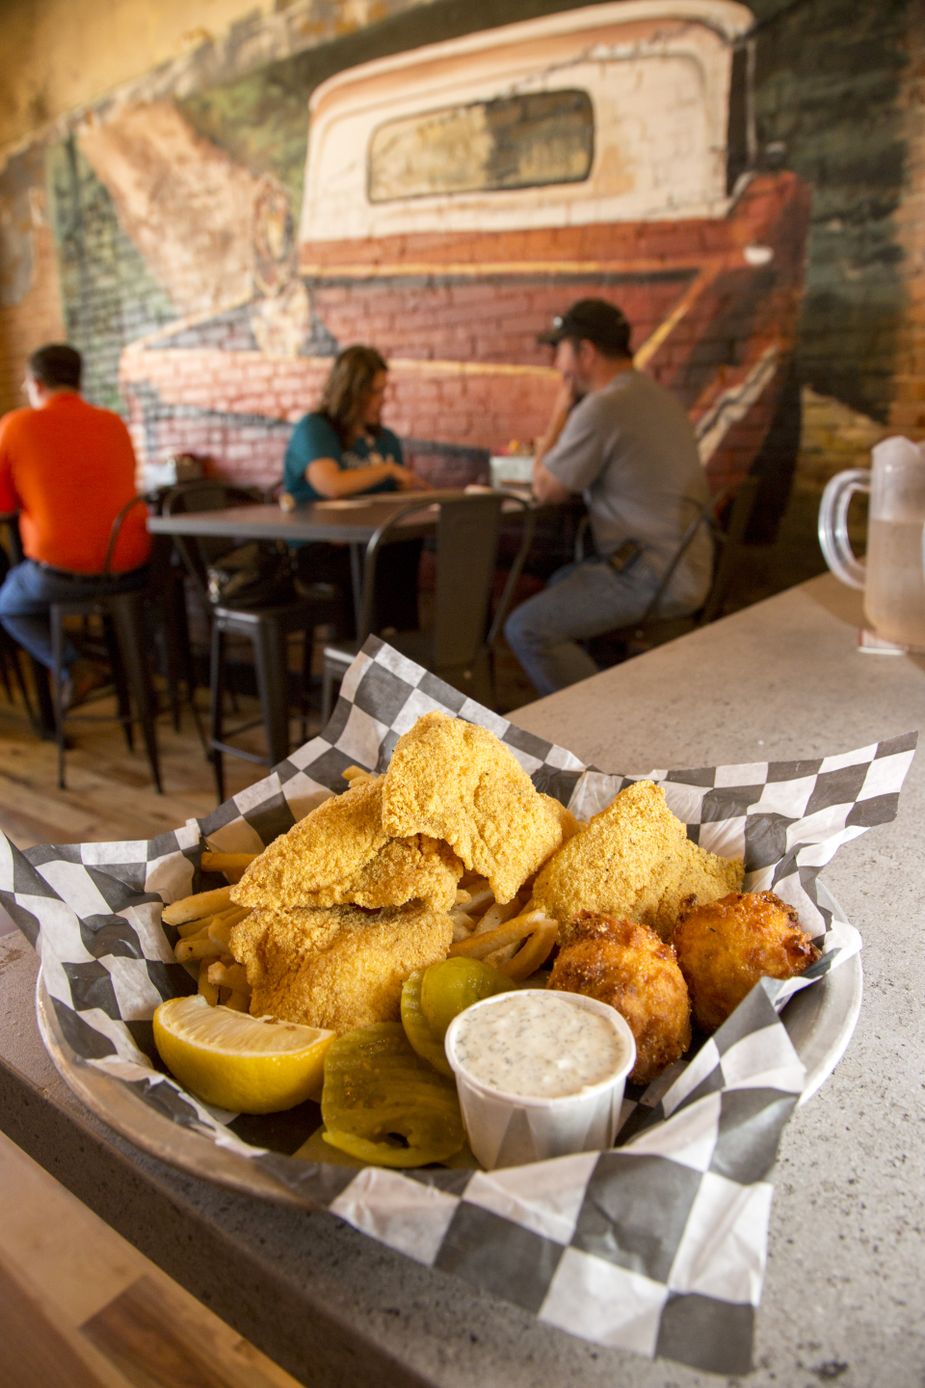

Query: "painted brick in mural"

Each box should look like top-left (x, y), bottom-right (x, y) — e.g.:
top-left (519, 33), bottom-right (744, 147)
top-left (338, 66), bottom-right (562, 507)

top-left (106, 4), bottom-right (812, 512)
top-left (3, 0), bottom-right (914, 522)
top-left (47, 137), bottom-right (176, 417)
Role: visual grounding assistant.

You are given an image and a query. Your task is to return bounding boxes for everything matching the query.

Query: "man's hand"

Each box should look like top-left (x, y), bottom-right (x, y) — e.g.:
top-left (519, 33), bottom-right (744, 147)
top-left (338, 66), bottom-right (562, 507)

top-left (535, 381), bottom-right (576, 460)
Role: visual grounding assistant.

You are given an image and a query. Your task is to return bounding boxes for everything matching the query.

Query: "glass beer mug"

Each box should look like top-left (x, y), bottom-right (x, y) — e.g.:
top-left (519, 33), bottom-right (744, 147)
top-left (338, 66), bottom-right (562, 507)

top-left (818, 437), bottom-right (925, 649)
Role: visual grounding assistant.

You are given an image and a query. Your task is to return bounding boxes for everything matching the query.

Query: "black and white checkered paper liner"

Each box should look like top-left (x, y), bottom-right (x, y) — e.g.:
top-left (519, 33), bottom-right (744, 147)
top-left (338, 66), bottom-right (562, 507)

top-left (0, 638), bottom-right (916, 1375)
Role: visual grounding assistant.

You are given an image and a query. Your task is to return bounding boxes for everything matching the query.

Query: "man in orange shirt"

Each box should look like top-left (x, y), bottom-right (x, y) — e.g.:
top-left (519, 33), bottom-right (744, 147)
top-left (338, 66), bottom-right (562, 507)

top-left (0, 343), bottom-right (150, 701)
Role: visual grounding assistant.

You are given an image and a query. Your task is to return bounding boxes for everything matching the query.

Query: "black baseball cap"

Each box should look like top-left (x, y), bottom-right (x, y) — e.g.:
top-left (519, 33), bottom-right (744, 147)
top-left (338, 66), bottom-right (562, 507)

top-left (537, 298), bottom-right (632, 355)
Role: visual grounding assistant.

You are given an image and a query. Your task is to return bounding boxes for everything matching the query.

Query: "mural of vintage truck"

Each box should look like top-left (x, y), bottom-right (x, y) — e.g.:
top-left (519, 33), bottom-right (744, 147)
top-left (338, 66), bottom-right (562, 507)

top-left (117, 0), bottom-right (810, 512)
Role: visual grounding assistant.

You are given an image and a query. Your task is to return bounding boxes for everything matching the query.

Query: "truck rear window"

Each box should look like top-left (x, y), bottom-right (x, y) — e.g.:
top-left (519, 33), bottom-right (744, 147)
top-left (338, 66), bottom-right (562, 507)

top-left (368, 89), bottom-right (594, 201)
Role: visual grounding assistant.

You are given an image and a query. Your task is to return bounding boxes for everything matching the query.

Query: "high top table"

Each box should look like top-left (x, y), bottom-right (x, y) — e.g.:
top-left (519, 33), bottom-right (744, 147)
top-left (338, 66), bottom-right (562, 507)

top-left (1, 573), bottom-right (922, 1387)
top-left (148, 492), bottom-right (480, 632)
top-left (147, 489), bottom-right (575, 631)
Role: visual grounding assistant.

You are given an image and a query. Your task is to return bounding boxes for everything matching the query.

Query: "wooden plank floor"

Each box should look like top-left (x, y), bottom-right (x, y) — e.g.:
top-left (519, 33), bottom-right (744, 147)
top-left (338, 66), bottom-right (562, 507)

top-left (0, 682), bottom-right (310, 1386)
top-left (0, 1131), bottom-right (301, 1387)
top-left (0, 683), bottom-right (300, 850)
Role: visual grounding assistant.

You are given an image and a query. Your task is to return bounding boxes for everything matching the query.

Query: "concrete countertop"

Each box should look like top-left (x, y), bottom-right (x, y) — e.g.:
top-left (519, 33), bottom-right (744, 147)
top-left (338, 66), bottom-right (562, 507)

top-left (2, 573), bottom-right (923, 1387)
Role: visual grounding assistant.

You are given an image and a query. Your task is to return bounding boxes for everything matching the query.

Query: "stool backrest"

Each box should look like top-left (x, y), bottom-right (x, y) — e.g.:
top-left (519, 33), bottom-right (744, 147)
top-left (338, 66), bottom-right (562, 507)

top-left (102, 494), bottom-right (151, 575)
top-left (161, 480), bottom-right (265, 602)
top-left (700, 475), bottom-right (760, 624)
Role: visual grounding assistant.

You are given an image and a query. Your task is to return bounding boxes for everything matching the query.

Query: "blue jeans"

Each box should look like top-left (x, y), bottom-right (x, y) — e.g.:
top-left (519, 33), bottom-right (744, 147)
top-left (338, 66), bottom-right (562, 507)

top-left (0, 560), bottom-right (148, 671)
top-left (504, 557), bottom-right (666, 696)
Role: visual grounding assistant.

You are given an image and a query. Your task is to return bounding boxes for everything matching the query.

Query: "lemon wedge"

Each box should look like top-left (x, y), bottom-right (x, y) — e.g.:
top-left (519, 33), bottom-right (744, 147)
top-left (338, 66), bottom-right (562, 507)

top-left (153, 995), bottom-right (335, 1113)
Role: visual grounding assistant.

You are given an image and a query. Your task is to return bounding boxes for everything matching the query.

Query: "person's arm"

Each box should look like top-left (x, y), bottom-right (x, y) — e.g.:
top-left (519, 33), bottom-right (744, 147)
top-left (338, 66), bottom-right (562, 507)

top-left (306, 455), bottom-right (421, 498)
top-left (289, 415), bottom-right (427, 498)
top-left (532, 383), bottom-right (580, 505)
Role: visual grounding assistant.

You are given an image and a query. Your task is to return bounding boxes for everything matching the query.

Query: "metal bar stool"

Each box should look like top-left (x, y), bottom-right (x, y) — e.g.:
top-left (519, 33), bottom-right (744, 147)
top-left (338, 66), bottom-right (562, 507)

top-left (321, 490), bottom-right (535, 720)
top-left (48, 496), bottom-right (163, 792)
top-left (162, 480), bottom-right (345, 803)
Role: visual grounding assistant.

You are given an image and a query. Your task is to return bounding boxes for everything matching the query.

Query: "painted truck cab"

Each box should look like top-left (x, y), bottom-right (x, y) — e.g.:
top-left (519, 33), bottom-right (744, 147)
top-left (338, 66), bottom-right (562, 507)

top-left (120, 0), bottom-right (810, 495)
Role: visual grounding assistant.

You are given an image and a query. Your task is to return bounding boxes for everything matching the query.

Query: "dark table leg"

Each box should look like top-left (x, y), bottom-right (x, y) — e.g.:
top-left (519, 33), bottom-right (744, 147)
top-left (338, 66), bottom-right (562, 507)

top-left (349, 542), bottom-right (365, 633)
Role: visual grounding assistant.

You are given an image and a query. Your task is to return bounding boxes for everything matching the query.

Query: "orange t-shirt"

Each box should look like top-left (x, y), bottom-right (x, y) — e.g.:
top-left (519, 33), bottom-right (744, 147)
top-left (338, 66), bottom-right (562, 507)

top-left (0, 392), bottom-right (150, 573)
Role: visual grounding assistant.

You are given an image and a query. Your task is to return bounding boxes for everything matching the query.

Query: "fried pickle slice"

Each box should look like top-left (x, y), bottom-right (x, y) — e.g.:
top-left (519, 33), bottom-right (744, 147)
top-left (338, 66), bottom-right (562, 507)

top-left (230, 777), bottom-right (464, 912)
top-left (380, 711), bottom-right (573, 903)
top-left (530, 779), bottom-right (743, 939)
top-left (229, 900), bottom-right (454, 1033)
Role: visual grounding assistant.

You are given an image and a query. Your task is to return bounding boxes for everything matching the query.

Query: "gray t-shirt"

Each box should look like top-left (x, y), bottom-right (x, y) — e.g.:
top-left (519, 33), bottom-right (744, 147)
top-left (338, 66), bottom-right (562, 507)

top-left (544, 369), bottom-right (713, 604)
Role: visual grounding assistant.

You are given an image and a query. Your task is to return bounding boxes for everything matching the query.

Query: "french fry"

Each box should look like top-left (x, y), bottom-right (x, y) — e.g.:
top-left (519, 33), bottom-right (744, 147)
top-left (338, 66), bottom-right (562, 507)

top-left (197, 971), bottom-right (220, 1005)
top-left (497, 918), bottom-right (558, 980)
top-left (474, 897), bottom-right (522, 934)
top-left (207, 960), bottom-right (249, 993)
top-left (450, 913), bottom-right (476, 941)
top-left (200, 851), bottom-right (257, 875)
top-left (175, 915), bottom-right (213, 939)
top-left (162, 886), bottom-right (234, 926)
top-left (448, 908), bottom-right (549, 961)
top-left (207, 906), bottom-right (249, 947)
top-left (342, 765), bottom-right (377, 785)
top-left (225, 990), bottom-right (250, 1012)
top-left (214, 904), bottom-right (249, 929)
top-left (174, 906), bottom-right (248, 944)
top-left (176, 933), bottom-right (225, 963)
top-left (459, 884), bottom-right (494, 914)
top-left (208, 919), bottom-right (234, 948)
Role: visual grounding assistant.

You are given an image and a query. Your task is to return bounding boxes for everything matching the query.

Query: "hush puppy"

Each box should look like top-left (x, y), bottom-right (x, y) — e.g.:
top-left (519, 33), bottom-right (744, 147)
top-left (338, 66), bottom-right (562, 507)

top-left (548, 911), bottom-right (692, 1085)
top-left (673, 890), bottom-right (821, 1032)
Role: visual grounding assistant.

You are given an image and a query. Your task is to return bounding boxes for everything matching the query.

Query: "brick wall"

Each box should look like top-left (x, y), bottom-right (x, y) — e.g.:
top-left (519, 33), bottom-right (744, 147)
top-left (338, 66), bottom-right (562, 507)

top-left (0, 148), bottom-right (65, 414)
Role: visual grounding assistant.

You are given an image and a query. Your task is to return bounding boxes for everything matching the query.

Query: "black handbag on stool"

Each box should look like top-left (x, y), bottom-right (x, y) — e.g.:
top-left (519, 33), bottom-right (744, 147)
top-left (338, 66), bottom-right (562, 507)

top-left (206, 541), bottom-right (297, 608)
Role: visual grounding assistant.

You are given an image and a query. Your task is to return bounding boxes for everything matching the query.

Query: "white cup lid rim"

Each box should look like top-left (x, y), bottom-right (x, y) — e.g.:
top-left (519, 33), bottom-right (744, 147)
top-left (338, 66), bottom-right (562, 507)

top-left (444, 988), bottom-right (636, 1107)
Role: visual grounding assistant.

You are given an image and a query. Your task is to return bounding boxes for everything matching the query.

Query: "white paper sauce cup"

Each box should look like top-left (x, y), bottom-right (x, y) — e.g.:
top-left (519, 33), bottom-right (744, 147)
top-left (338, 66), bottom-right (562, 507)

top-left (444, 989), bottom-right (636, 1169)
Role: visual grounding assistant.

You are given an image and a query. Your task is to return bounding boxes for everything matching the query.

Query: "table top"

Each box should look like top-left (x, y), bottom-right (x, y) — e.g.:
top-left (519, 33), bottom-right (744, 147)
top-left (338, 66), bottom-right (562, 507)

top-left (147, 490), bottom-right (521, 545)
top-left (1, 572), bottom-right (923, 1387)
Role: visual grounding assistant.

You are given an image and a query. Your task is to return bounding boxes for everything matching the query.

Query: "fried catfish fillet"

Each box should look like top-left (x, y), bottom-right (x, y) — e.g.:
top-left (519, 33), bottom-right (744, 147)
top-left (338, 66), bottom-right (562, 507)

top-left (549, 912), bottom-right (692, 1085)
top-left (380, 711), bottom-right (573, 904)
top-left (530, 779), bottom-right (743, 938)
top-left (230, 777), bottom-right (463, 912)
top-left (229, 901), bottom-right (454, 1033)
top-left (673, 890), bottom-right (821, 1031)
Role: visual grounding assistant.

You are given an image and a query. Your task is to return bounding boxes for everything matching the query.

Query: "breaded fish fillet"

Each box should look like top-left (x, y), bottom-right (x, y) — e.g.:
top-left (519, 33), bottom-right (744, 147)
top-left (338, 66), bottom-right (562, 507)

top-left (230, 777), bottom-right (463, 912)
top-left (530, 779), bottom-right (743, 939)
top-left (229, 901), bottom-right (454, 1033)
top-left (380, 711), bottom-right (571, 903)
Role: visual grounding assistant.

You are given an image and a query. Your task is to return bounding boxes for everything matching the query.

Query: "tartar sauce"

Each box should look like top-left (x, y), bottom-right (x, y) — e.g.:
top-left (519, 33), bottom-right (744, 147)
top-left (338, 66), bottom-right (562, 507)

top-left (450, 991), bottom-right (629, 1099)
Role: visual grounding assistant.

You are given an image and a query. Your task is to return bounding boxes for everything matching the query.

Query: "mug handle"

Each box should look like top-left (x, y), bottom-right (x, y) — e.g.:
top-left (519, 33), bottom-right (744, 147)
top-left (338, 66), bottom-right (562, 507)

top-left (818, 469), bottom-right (869, 590)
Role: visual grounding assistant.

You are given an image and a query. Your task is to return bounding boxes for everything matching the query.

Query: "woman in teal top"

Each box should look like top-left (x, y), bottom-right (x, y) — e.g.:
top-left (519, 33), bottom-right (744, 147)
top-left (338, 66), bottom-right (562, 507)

top-left (283, 345), bottom-right (426, 501)
top-left (283, 345), bottom-right (428, 630)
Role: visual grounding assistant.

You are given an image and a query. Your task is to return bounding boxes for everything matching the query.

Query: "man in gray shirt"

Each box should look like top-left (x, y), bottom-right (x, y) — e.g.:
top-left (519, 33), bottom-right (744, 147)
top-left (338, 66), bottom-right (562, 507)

top-left (504, 299), bottom-right (713, 695)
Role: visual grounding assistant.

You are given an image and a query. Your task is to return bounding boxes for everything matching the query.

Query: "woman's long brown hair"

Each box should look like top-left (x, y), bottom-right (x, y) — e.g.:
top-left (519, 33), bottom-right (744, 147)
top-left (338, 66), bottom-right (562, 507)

top-left (318, 344), bottom-right (387, 444)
